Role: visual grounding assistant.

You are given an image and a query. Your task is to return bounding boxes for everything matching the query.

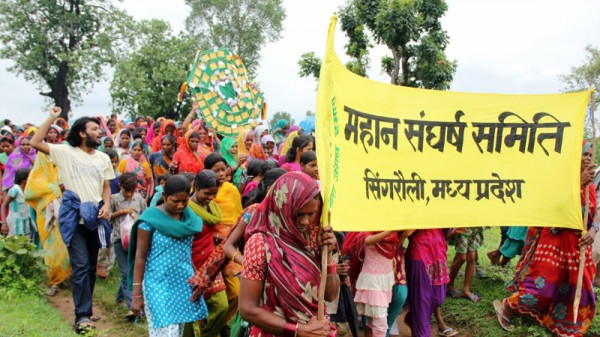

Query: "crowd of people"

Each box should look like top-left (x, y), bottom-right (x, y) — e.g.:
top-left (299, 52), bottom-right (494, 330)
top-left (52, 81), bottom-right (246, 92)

top-left (0, 105), bottom-right (598, 337)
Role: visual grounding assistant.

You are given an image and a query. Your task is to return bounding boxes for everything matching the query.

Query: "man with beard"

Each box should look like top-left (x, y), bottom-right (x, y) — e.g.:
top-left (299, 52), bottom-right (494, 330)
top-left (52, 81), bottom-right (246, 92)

top-left (31, 107), bottom-right (114, 334)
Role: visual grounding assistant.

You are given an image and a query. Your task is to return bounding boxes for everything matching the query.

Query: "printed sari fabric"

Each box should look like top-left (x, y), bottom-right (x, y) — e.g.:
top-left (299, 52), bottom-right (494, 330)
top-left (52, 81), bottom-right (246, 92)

top-left (244, 172), bottom-right (336, 337)
top-left (148, 148), bottom-right (173, 179)
top-left (23, 153), bottom-right (71, 286)
top-left (117, 143), bottom-right (153, 199)
top-left (505, 181), bottom-right (597, 337)
top-left (173, 130), bottom-right (204, 175)
top-left (247, 143), bottom-right (267, 162)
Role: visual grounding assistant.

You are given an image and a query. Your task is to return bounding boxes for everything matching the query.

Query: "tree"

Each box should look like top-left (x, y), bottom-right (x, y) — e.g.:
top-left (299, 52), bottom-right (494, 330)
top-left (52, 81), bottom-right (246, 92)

top-left (0, 0), bottom-right (133, 120)
top-left (306, 110), bottom-right (314, 117)
top-left (298, 0), bottom-right (457, 90)
top-left (560, 45), bottom-right (600, 101)
top-left (110, 19), bottom-right (199, 120)
top-left (184, 0), bottom-right (286, 77)
top-left (560, 45), bottom-right (600, 162)
top-left (298, 52), bottom-right (322, 80)
top-left (269, 111), bottom-right (294, 129)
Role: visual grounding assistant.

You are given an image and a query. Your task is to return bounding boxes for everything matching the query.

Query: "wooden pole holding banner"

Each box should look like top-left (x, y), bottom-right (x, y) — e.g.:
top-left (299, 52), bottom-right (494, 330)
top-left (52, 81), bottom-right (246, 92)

top-left (574, 87), bottom-right (595, 322)
top-left (318, 211), bottom-right (331, 320)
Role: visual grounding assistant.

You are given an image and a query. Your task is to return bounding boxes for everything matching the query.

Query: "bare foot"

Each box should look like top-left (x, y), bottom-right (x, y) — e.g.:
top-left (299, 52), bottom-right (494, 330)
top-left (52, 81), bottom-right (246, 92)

top-left (487, 250), bottom-right (500, 266)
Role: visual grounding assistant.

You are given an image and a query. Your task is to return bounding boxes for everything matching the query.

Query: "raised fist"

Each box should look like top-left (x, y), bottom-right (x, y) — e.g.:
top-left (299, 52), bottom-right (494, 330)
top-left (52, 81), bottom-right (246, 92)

top-left (49, 107), bottom-right (62, 118)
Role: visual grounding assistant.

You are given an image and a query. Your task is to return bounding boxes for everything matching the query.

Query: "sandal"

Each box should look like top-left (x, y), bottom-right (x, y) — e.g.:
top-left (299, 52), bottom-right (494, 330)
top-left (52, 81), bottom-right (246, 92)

top-left (447, 289), bottom-right (464, 299)
top-left (464, 292), bottom-right (480, 303)
top-left (438, 327), bottom-right (458, 337)
top-left (125, 311), bottom-right (136, 322)
top-left (493, 300), bottom-right (514, 332)
top-left (74, 317), bottom-right (96, 335)
top-left (90, 315), bottom-right (101, 322)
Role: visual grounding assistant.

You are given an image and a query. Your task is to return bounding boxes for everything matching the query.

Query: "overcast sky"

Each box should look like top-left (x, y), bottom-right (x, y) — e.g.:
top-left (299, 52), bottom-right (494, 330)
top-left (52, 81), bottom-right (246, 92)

top-left (0, 0), bottom-right (598, 126)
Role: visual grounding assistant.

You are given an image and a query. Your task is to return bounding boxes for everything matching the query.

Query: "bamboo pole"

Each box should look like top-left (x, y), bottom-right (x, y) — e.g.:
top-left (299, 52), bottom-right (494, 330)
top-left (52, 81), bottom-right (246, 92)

top-left (574, 87), bottom-right (595, 322)
top-left (318, 211), bottom-right (331, 320)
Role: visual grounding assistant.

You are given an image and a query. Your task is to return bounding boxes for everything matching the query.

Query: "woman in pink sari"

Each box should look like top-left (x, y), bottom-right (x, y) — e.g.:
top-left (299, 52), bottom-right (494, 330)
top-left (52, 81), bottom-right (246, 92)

top-left (239, 172), bottom-right (339, 337)
top-left (2, 137), bottom-right (36, 192)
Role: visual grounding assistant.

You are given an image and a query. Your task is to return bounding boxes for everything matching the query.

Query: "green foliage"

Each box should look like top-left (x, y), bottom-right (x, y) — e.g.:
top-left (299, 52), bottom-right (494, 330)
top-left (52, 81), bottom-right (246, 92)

top-left (560, 45), bottom-right (600, 95)
top-left (269, 111), bottom-right (294, 129)
top-left (0, 0), bottom-right (134, 120)
top-left (297, 52), bottom-right (322, 80)
top-left (0, 235), bottom-right (46, 294)
top-left (298, 0), bottom-right (456, 90)
top-left (339, 3), bottom-right (371, 77)
top-left (561, 45), bottom-right (600, 163)
top-left (344, 0), bottom-right (457, 88)
top-left (110, 19), bottom-right (198, 120)
top-left (184, 0), bottom-right (286, 77)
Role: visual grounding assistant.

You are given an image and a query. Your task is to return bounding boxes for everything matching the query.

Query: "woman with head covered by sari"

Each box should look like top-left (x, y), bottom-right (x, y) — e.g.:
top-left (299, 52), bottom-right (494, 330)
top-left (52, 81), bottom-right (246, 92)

top-left (239, 171), bottom-right (339, 337)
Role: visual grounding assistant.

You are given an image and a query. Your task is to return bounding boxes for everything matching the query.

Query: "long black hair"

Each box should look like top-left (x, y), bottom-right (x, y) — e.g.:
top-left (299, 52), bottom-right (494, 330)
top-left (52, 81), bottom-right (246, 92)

top-left (242, 168), bottom-right (287, 208)
top-left (163, 175), bottom-right (191, 196)
top-left (204, 153), bottom-right (227, 170)
top-left (66, 117), bottom-right (100, 147)
top-left (285, 135), bottom-right (311, 163)
top-left (194, 170), bottom-right (219, 190)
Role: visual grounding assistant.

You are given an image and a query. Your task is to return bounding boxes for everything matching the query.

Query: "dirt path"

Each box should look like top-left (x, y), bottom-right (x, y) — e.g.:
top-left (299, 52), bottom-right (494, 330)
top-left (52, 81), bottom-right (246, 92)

top-left (46, 290), bottom-right (116, 336)
top-left (47, 290), bottom-right (450, 337)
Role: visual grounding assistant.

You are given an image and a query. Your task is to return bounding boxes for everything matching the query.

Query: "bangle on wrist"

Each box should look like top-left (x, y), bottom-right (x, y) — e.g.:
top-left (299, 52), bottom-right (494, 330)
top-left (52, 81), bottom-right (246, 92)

top-left (231, 250), bottom-right (240, 263)
top-left (327, 263), bottom-right (337, 275)
top-left (132, 283), bottom-right (142, 286)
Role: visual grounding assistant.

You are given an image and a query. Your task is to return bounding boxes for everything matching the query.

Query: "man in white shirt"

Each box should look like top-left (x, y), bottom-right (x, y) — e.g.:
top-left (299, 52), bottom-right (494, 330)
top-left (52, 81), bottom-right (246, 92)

top-left (31, 107), bottom-right (114, 334)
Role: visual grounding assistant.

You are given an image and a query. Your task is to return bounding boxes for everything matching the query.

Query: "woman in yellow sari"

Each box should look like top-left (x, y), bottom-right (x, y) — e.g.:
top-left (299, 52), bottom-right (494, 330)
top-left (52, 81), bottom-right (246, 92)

top-left (24, 152), bottom-right (71, 295)
top-left (204, 153), bottom-right (244, 323)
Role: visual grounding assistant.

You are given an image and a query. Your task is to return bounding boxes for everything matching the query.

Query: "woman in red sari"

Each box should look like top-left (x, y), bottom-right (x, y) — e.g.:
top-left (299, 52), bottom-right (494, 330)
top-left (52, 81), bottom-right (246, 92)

top-left (151, 119), bottom-right (179, 153)
top-left (197, 125), bottom-right (214, 158)
top-left (173, 130), bottom-right (205, 175)
top-left (239, 172), bottom-right (339, 337)
top-left (494, 140), bottom-right (598, 336)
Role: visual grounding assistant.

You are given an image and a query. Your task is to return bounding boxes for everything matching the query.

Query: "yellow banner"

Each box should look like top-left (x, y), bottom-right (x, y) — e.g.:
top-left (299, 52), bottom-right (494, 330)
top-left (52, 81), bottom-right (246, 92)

top-left (316, 16), bottom-right (590, 231)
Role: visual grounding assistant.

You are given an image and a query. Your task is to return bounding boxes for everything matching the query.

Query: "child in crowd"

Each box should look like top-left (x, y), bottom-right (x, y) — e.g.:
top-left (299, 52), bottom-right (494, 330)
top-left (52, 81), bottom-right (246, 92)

top-left (149, 173), bottom-right (171, 207)
top-left (96, 148), bottom-right (120, 278)
top-left (261, 135), bottom-right (278, 163)
top-left (300, 150), bottom-right (318, 180)
top-left (109, 172), bottom-right (147, 320)
top-left (354, 231), bottom-right (398, 337)
top-left (105, 149), bottom-right (121, 194)
top-left (447, 227), bottom-right (484, 302)
top-left (1, 167), bottom-right (34, 237)
top-left (241, 159), bottom-right (265, 197)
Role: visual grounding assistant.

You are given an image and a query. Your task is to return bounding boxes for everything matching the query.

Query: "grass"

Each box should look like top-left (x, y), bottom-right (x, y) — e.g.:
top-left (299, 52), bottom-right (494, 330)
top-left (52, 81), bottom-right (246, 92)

top-left (439, 228), bottom-right (600, 337)
top-left (92, 267), bottom-right (149, 337)
top-left (0, 291), bottom-right (79, 337)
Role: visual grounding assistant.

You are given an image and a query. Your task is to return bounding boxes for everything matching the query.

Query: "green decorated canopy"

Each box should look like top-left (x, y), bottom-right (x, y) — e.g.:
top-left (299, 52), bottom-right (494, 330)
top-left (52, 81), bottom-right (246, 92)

top-left (187, 48), bottom-right (265, 137)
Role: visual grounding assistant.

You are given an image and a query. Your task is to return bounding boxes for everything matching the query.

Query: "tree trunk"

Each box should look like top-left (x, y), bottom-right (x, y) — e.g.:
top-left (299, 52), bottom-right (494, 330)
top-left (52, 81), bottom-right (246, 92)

top-left (400, 44), bottom-right (409, 86)
top-left (390, 47), bottom-right (400, 85)
top-left (53, 61), bottom-right (71, 121)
